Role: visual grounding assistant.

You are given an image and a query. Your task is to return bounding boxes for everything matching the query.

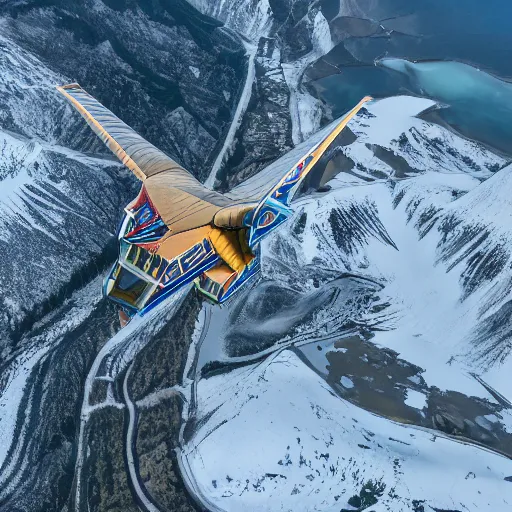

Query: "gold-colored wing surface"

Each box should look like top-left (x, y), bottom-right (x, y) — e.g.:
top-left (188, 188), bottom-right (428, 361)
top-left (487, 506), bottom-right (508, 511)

top-left (56, 83), bottom-right (183, 181)
top-left (57, 83), bottom-right (234, 235)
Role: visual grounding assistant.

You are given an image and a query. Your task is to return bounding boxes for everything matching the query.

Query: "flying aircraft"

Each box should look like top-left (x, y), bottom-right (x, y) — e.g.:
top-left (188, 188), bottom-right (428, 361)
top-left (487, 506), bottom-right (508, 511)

top-left (57, 83), bottom-right (371, 325)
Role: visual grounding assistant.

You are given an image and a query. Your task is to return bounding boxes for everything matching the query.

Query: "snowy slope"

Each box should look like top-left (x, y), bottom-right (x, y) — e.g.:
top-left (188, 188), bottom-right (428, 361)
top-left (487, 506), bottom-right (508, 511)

top-left (259, 97), bottom-right (512, 396)
top-left (182, 350), bottom-right (511, 512)
top-left (187, 0), bottom-right (273, 41)
top-left (1, 0), bottom-right (247, 180)
top-left (0, 35), bottom-right (138, 355)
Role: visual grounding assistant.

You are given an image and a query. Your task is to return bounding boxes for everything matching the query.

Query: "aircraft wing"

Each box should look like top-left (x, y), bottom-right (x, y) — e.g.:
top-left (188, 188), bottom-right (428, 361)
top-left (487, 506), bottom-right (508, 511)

top-left (227, 96), bottom-right (372, 203)
top-left (56, 83), bottom-right (190, 182)
top-left (57, 83), bottom-right (235, 235)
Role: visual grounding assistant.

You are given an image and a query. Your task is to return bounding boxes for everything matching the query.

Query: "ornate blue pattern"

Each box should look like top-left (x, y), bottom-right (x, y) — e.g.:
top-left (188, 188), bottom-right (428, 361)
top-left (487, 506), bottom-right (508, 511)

top-left (270, 155), bottom-right (314, 206)
top-left (142, 243), bottom-right (220, 314)
top-left (125, 218), bottom-right (168, 244)
top-left (248, 198), bottom-right (292, 247)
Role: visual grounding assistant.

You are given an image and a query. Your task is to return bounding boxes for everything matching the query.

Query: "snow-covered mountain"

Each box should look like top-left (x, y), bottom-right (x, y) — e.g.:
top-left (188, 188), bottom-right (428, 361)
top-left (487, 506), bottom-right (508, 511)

top-left (177, 97), bottom-right (512, 511)
top-left (0, 0), bottom-right (355, 354)
top-left (1, 2), bottom-right (512, 512)
top-left (0, 34), bottom-right (139, 357)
